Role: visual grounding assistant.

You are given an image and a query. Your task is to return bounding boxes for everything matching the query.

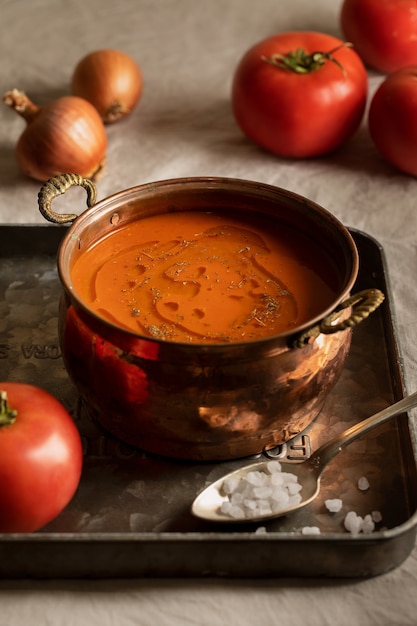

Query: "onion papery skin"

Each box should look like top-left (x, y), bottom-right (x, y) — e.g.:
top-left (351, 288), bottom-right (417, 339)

top-left (7, 92), bottom-right (107, 182)
top-left (71, 49), bottom-right (143, 123)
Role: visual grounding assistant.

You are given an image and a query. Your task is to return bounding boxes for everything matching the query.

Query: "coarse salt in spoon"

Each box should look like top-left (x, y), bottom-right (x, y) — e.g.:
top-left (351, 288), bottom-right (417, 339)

top-left (191, 390), bottom-right (417, 523)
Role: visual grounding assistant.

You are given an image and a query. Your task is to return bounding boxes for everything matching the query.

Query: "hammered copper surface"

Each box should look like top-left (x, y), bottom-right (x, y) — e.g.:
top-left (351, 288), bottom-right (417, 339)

top-left (60, 296), bottom-right (352, 460)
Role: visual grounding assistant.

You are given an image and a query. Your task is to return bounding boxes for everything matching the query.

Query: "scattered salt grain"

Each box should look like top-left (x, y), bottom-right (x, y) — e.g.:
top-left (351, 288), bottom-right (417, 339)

top-left (219, 460), bottom-right (302, 520)
top-left (219, 501), bottom-right (246, 519)
top-left (362, 514), bottom-right (375, 534)
top-left (253, 486), bottom-right (273, 499)
top-left (343, 510), bottom-right (377, 535)
top-left (344, 510), bottom-right (363, 535)
top-left (358, 476), bottom-right (370, 491)
top-left (325, 498), bottom-right (343, 513)
top-left (301, 526), bottom-right (321, 536)
top-left (246, 471), bottom-right (267, 487)
top-left (371, 510), bottom-right (382, 523)
top-left (287, 482), bottom-right (302, 496)
top-left (223, 476), bottom-right (239, 495)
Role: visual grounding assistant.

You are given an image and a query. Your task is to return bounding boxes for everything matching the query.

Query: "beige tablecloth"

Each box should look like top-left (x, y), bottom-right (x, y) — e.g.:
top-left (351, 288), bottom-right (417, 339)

top-left (1, 0), bottom-right (417, 623)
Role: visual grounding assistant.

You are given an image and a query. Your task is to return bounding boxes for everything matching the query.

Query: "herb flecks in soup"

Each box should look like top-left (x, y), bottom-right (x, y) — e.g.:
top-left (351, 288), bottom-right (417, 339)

top-left (71, 211), bottom-right (339, 343)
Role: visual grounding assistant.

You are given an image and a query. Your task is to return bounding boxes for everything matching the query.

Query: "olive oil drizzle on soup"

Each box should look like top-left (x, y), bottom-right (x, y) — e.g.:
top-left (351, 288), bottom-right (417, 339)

top-left (70, 211), bottom-right (340, 343)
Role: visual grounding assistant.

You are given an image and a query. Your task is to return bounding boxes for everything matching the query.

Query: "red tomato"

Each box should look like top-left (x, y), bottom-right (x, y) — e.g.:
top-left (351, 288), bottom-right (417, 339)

top-left (0, 382), bottom-right (83, 533)
top-left (231, 31), bottom-right (368, 158)
top-left (341, 0), bottom-right (417, 73)
top-left (368, 67), bottom-right (417, 177)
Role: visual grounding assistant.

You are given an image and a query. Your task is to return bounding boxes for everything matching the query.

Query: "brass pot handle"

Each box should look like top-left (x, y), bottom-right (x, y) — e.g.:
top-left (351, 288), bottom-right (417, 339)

top-left (293, 288), bottom-right (385, 349)
top-left (38, 173), bottom-right (97, 224)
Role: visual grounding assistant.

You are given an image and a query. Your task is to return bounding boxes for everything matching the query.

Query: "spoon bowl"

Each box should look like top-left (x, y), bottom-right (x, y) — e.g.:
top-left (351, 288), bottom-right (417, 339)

top-left (192, 390), bottom-right (417, 523)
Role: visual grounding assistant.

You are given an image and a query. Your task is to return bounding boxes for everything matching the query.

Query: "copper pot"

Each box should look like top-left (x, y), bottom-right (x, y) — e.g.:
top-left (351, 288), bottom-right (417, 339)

top-left (38, 175), bottom-right (384, 461)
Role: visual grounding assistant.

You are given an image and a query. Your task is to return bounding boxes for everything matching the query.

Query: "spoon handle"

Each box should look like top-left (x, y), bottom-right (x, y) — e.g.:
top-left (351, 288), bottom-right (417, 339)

top-left (308, 390), bottom-right (417, 474)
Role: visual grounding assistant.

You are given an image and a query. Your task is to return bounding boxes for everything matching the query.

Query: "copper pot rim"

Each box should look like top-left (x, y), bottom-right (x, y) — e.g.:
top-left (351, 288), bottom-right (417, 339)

top-left (54, 175), bottom-right (360, 350)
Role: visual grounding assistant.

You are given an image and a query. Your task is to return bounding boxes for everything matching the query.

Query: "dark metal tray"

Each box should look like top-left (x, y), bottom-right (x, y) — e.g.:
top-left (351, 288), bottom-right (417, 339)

top-left (0, 225), bottom-right (416, 579)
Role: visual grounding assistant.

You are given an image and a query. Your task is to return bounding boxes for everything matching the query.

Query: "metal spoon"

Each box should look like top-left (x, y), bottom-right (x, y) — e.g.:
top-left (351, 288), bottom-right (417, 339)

top-left (191, 390), bottom-right (417, 523)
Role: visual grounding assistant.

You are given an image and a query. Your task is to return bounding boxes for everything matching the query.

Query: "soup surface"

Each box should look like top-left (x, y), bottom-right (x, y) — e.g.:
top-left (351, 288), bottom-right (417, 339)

top-left (70, 211), bottom-right (340, 343)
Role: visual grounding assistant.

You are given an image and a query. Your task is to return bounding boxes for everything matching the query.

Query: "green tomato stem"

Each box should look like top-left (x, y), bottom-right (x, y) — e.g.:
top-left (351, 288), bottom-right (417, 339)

top-left (0, 391), bottom-right (17, 426)
top-left (261, 43), bottom-right (352, 77)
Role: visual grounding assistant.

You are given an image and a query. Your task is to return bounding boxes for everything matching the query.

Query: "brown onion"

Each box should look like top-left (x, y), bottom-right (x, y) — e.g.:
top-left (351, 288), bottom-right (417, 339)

top-left (71, 49), bottom-right (143, 123)
top-left (3, 89), bottom-right (107, 182)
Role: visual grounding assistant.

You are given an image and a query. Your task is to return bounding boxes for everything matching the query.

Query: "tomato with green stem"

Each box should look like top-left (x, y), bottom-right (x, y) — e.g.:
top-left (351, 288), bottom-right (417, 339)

top-left (0, 382), bottom-right (83, 533)
top-left (231, 31), bottom-right (368, 158)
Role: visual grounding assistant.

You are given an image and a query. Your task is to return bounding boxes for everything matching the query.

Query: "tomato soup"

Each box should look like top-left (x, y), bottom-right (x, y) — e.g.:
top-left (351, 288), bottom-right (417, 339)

top-left (70, 211), bottom-right (340, 343)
